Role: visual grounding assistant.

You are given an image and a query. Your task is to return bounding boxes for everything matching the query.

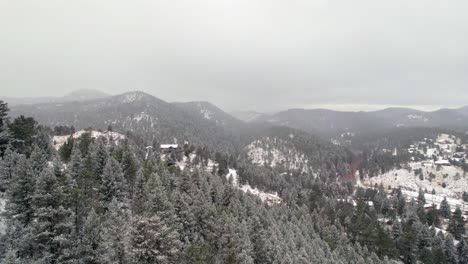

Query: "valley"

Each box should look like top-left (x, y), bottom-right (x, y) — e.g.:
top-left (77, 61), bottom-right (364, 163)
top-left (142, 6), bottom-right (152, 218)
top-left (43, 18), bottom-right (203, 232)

top-left (1, 91), bottom-right (468, 263)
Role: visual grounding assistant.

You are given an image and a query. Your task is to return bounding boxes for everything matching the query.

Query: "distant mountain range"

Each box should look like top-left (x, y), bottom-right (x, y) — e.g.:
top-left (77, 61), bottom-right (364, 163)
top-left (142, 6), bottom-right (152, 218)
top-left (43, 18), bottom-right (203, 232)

top-left (5, 91), bottom-right (349, 162)
top-left (1, 89), bottom-right (110, 105)
top-left (3, 89), bottom-right (468, 153)
top-left (248, 106), bottom-right (468, 137)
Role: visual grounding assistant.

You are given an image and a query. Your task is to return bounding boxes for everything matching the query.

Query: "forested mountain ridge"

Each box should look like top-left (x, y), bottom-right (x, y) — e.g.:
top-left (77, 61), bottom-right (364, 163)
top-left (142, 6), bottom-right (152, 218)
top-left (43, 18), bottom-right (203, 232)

top-left (172, 101), bottom-right (243, 127)
top-left (2, 96), bottom-right (468, 263)
top-left (9, 91), bottom-right (355, 167)
top-left (0, 100), bottom-right (408, 264)
top-left (9, 91), bottom-right (242, 155)
top-left (251, 106), bottom-right (468, 138)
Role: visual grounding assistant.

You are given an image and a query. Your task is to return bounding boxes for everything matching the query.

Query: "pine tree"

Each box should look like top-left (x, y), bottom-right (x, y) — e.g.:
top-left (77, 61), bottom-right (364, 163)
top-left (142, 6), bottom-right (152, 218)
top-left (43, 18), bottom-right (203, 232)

top-left (145, 173), bottom-right (175, 222)
top-left (417, 226), bottom-right (431, 250)
top-left (77, 209), bottom-right (102, 264)
top-left (2, 249), bottom-right (20, 264)
top-left (93, 137), bottom-right (109, 176)
top-left (426, 204), bottom-right (440, 227)
top-left (439, 197), bottom-right (451, 219)
top-left (4, 156), bottom-right (35, 226)
top-left (131, 169), bottom-right (146, 215)
top-left (69, 146), bottom-right (83, 180)
top-left (100, 157), bottom-right (128, 207)
top-left (417, 189), bottom-right (426, 205)
top-left (129, 215), bottom-right (181, 264)
top-left (455, 207), bottom-right (466, 240)
top-left (99, 199), bottom-right (130, 264)
top-left (59, 136), bottom-right (74, 163)
top-left (0, 147), bottom-right (21, 192)
top-left (121, 148), bottom-right (139, 198)
top-left (29, 168), bottom-right (75, 263)
top-left (7, 115), bottom-right (37, 156)
top-left (0, 100), bottom-right (10, 157)
top-left (29, 145), bottom-right (48, 175)
top-left (0, 100), bottom-right (9, 129)
top-left (219, 217), bottom-right (254, 264)
top-left (444, 234), bottom-right (458, 264)
top-left (459, 239), bottom-right (468, 264)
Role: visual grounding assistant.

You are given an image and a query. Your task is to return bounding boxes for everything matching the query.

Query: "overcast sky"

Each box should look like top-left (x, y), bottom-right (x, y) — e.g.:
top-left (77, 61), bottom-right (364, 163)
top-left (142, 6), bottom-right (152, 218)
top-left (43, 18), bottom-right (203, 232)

top-left (1, 0), bottom-right (468, 112)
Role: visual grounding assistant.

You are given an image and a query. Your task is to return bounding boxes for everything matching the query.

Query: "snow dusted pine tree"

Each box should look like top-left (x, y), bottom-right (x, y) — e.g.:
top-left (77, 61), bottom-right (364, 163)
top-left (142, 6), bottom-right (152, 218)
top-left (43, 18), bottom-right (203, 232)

top-left (129, 214), bottom-right (181, 264)
top-left (4, 156), bottom-right (35, 226)
top-left (439, 197), bottom-right (451, 219)
top-left (98, 198), bottom-right (130, 264)
top-left (219, 217), bottom-right (254, 264)
top-left (0, 147), bottom-right (21, 192)
top-left (70, 208), bottom-right (100, 264)
top-left (29, 168), bottom-right (75, 263)
top-left (458, 239), bottom-right (468, 264)
top-left (2, 250), bottom-right (20, 264)
top-left (2, 156), bottom-right (36, 260)
top-left (131, 169), bottom-right (147, 215)
top-left (100, 157), bottom-right (128, 208)
top-left (444, 234), bottom-right (458, 264)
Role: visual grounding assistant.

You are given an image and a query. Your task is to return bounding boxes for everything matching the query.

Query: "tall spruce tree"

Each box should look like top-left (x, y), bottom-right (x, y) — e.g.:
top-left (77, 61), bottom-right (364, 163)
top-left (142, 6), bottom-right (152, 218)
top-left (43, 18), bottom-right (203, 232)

top-left (98, 198), bottom-right (130, 264)
top-left (129, 214), bottom-right (181, 264)
top-left (29, 168), bottom-right (75, 263)
top-left (100, 157), bottom-right (128, 207)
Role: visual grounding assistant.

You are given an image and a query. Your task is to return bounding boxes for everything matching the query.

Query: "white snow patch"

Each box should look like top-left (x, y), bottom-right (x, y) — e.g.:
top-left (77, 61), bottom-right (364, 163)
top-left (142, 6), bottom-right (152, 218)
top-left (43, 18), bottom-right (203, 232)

top-left (246, 138), bottom-right (312, 174)
top-left (175, 154), bottom-right (216, 172)
top-left (362, 162), bottom-right (468, 200)
top-left (133, 112), bottom-right (150, 122)
top-left (400, 190), bottom-right (468, 213)
top-left (52, 130), bottom-right (126, 150)
top-left (120, 92), bottom-right (146, 103)
top-left (227, 169), bottom-right (281, 204)
top-left (407, 114), bottom-right (429, 122)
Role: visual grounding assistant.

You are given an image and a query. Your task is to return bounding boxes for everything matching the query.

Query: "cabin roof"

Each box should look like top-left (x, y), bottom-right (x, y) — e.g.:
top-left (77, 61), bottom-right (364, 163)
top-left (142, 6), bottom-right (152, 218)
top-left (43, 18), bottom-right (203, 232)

top-left (160, 144), bottom-right (178, 149)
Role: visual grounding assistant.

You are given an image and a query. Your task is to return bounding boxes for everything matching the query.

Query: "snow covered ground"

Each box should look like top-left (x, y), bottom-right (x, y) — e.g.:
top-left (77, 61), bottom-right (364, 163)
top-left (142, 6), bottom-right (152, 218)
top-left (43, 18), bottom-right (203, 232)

top-left (362, 162), bottom-right (468, 200)
top-left (227, 169), bottom-right (281, 204)
top-left (401, 190), bottom-right (468, 214)
top-left (52, 130), bottom-right (126, 150)
top-left (175, 155), bottom-right (281, 204)
top-left (246, 138), bottom-right (312, 174)
top-left (174, 153), bottom-right (218, 172)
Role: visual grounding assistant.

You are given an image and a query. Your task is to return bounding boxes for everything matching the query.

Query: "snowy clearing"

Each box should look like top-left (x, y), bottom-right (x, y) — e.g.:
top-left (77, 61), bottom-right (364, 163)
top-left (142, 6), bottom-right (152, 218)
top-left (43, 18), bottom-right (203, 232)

top-left (227, 169), bottom-right (281, 204)
top-left (362, 162), bottom-right (468, 200)
top-left (52, 130), bottom-right (125, 150)
top-left (246, 138), bottom-right (312, 174)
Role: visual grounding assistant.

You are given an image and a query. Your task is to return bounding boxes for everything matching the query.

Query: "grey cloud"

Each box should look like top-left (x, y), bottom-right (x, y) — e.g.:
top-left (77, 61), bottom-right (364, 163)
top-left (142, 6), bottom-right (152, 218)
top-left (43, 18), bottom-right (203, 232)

top-left (1, 0), bottom-right (468, 112)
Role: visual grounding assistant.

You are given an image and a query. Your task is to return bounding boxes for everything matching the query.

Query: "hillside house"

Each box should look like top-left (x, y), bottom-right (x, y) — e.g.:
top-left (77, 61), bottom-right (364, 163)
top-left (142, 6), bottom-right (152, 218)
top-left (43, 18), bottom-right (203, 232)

top-left (160, 144), bottom-right (179, 154)
top-left (159, 144), bottom-right (180, 165)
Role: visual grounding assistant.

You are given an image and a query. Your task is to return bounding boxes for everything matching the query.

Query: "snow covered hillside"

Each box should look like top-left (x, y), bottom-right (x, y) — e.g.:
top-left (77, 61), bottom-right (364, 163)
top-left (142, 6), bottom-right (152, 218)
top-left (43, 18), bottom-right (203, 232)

top-left (361, 162), bottom-right (468, 199)
top-left (174, 153), bottom-right (218, 173)
top-left (245, 137), bottom-right (312, 174)
top-left (173, 154), bottom-right (281, 204)
top-left (401, 190), bottom-right (468, 214)
top-left (52, 130), bottom-right (125, 150)
top-left (227, 169), bottom-right (281, 204)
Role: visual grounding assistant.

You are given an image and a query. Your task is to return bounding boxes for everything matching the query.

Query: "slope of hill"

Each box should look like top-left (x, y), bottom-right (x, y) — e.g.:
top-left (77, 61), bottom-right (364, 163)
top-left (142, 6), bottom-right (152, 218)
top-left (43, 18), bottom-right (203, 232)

top-left (361, 162), bottom-right (468, 200)
top-left (172, 101), bottom-right (243, 128)
top-left (230, 111), bottom-right (266, 122)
